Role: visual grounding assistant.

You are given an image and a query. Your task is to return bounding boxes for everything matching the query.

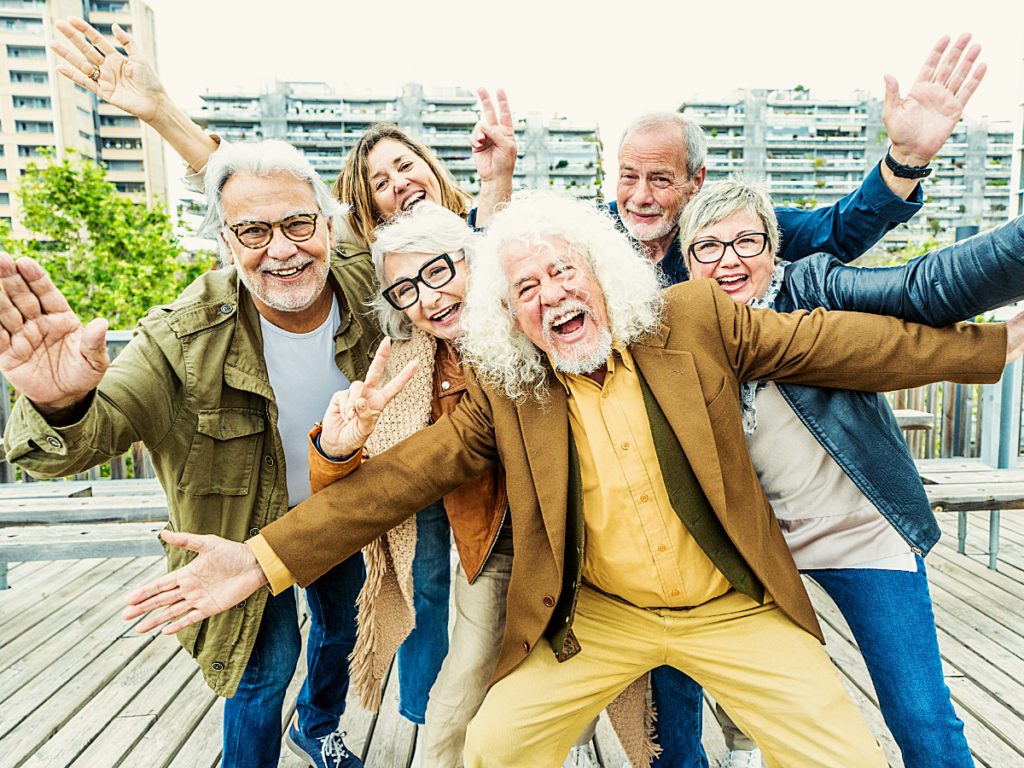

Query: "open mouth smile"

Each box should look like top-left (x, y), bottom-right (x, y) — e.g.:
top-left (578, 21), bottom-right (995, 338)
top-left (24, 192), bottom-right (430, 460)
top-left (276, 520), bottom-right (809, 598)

top-left (551, 309), bottom-right (586, 338)
top-left (715, 274), bottom-right (749, 293)
top-left (430, 302), bottom-right (461, 324)
top-left (401, 191), bottom-right (427, 212)
top-left (264, 262), bottom-right (311, 282)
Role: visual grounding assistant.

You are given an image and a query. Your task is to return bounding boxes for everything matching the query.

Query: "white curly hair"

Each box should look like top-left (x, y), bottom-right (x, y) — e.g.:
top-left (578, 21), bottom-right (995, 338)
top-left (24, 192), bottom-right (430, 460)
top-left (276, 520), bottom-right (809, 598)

top-left (460, 190), bottom-right (665, 401)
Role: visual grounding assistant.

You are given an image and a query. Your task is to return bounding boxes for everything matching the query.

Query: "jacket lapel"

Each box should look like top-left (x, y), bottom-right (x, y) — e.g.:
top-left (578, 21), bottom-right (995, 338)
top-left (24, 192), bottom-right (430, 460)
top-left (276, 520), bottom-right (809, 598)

top-left (517, 377), bottom-right (571, 575)
top-left (631, 337), bottom-right (728, 517)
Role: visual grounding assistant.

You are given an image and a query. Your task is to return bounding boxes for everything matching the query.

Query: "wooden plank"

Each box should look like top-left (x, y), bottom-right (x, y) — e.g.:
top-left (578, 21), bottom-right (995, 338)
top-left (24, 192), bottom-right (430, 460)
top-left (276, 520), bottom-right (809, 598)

top-left (0, 632), bottom-right (172, 768)
top-left (0, 521), bottom-right (166, 561)
top-left (0, 494), bottom-right (169, 527)
top-left (923, 483), bottom-right (1024, 512)
top-left (63, 644), bottom-right (199, 768)
top-left (0, 556), bottom-right (156, 662)
top-left (0, 559), bottom-right (167, 735)
top-left (0, 557), bottom-right (107, 629)
top-left (915, 459), bottom-right (990, 473)
top-left (118, 667), bottom-right (219, 768)
top-left (0, 478), bottom-right (163, 500)
top-left (165, 694), bottom-right (223, 768)
top-left (361, 658), bottom-right (415, 768)
top-left (593, 711), bottom-right (628, 767)
top-left (920, 470), bottom-right (1024, 486)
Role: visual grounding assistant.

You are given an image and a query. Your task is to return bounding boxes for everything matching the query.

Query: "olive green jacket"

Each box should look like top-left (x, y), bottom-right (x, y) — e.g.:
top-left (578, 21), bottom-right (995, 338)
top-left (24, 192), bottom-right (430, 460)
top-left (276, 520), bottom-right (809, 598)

top-left (4, 244), bottom-right (380, 697)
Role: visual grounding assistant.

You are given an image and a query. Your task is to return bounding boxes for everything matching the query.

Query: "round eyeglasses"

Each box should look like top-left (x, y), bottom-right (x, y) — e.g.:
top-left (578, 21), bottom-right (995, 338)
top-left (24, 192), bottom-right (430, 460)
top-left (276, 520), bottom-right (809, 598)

top-left (228, 213), bottom-right (319, 249)
top-left (688, 233), bottom-right (769, 264)
top-left (383, 253), bottom-right (460, 310)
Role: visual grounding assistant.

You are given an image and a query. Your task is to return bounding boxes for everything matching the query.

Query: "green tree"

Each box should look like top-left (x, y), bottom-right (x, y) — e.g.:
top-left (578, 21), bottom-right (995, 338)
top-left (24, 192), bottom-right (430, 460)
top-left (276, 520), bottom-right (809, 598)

top-left (0, 150), bottom-right (215, 329)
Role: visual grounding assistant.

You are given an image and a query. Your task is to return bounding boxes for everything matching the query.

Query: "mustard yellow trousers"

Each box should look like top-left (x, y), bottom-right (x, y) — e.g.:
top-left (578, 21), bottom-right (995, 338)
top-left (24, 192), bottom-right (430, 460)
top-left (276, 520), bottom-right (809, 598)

top-left (464, 586), bottom-right (885, 768)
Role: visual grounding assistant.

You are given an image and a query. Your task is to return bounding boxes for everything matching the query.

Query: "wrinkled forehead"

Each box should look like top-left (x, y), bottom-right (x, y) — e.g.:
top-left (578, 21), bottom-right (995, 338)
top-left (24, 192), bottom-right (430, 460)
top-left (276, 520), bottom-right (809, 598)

top-left (499, 235), bottom-right (579, 276)
top-left (221, 170), bottom-right (318, 223)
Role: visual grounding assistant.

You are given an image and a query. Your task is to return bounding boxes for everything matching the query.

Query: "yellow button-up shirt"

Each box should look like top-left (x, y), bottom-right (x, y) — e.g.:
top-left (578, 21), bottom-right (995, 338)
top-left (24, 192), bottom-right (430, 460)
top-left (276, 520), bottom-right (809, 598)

top-left (554, 348), bottom-right (731, 608)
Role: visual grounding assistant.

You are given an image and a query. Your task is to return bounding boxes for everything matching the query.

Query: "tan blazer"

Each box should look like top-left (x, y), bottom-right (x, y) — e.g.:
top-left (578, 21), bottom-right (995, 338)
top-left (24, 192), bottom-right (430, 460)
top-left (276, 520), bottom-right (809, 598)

top-left (262, 279), bottom-right (1005, 685)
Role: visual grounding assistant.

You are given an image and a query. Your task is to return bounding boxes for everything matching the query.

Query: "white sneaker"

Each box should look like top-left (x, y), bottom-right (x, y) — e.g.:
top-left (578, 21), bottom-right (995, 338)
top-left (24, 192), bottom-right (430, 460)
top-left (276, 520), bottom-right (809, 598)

top-left (721, 748), bottom-right (762, 768)
top-left (563, 741), bottom-right (601, 768)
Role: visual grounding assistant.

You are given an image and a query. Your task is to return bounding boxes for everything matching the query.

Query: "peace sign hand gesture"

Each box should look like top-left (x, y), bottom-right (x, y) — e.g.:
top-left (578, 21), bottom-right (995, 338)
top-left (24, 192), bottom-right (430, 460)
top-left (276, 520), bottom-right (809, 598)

top-left (319, 338), bottom-right (419, 460)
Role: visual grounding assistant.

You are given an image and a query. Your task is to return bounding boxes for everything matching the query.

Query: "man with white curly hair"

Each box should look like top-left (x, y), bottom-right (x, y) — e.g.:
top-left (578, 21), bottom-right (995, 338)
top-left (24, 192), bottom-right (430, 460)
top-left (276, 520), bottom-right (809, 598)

top-left (120, 190), bottom-right (1024, 768)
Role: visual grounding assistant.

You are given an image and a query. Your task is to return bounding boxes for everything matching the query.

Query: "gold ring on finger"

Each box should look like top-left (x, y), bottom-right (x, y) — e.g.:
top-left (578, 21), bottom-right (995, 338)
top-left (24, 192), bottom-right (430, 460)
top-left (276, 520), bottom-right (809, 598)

top-left (89, 67), bottom-right (100, 81)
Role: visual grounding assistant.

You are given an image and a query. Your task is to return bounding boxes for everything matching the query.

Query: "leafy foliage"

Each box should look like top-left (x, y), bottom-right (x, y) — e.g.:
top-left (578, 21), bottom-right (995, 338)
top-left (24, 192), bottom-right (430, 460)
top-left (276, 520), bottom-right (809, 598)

top-left (0, 150), bottom-right (215, 329)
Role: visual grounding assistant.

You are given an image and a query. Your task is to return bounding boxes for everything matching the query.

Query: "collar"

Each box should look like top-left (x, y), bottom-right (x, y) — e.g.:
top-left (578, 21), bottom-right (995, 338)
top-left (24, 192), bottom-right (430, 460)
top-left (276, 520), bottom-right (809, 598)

top-left (550, 345), bottom-right (632, 393)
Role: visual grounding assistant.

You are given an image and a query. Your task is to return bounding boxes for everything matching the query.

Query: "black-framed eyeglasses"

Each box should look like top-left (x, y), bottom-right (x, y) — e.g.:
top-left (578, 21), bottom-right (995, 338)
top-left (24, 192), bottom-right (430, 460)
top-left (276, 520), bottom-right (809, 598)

top-left (228, 213), bottom-right (319, 249)
top-left (383, 253), bottom-right (460, 310)
top-left (688, 233), bottom-right (769, 264)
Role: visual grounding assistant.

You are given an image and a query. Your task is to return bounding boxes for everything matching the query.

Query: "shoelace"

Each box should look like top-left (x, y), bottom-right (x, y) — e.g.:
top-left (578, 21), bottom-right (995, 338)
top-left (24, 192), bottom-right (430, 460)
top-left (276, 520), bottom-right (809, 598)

top-left (319, 730), bottom-right (353, 767)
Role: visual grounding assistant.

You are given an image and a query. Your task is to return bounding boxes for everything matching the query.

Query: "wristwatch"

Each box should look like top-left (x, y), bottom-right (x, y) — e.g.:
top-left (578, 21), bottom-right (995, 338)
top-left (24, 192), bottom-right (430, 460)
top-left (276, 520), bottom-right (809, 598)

top-left (884, 148), bottom-right (932, 179)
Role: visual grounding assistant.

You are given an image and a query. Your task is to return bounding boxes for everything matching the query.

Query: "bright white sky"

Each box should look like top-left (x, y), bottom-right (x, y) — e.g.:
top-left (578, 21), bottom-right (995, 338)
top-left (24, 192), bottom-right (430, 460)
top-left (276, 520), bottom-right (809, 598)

top-left (139, 0), bottom-right (1024, 201)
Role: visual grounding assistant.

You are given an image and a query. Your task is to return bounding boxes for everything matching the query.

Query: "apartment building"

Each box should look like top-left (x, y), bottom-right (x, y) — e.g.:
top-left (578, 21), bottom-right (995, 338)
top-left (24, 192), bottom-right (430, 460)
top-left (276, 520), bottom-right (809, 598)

top-left (0, 0), bottom-right (167, 231)
top-left (187, 80), bottom-right (602, 205)
top-left (681, 88), bottom-right (1014, 247)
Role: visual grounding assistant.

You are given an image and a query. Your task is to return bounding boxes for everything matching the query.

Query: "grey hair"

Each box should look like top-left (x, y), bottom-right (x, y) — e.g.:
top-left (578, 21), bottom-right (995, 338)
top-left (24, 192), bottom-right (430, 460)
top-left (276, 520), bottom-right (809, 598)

top-left (460, 190), bottom-right (665, 402)
top-left (198, 140), bottom-right (349, 265)
top-left (678, 175), bottom-right (782, 271)
top-left (369, 203), bottom-right (479, 340)
top-left (619, 111), bottom-right (707, 179)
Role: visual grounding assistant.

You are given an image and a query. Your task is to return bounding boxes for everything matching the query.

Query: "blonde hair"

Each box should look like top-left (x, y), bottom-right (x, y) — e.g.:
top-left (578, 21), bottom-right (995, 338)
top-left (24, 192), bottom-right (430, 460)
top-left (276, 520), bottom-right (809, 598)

top-left (334, 123), bottom-right (473, 244)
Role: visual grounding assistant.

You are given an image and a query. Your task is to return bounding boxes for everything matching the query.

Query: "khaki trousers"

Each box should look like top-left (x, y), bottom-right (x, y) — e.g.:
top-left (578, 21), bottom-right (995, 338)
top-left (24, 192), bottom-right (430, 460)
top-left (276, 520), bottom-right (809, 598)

top-left (464, 586), bottom-right (885, 768)
top-left (421, 552), bottom-right (513, 767)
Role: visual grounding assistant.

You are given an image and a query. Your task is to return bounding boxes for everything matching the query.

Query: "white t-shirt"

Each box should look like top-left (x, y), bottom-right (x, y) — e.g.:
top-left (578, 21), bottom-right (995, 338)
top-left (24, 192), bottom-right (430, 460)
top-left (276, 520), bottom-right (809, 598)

top-left (260, 297), bottom-right (351, 507)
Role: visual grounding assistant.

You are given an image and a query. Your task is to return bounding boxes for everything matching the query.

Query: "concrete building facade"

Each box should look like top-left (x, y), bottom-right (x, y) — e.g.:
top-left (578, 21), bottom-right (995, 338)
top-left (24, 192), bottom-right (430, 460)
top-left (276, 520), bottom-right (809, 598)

top-left (0, 0), bottom-right (168, 232)
top-left (680, 88), bottom-right (1014, 248)
top-left (187, 80), bottom-right (602, 203)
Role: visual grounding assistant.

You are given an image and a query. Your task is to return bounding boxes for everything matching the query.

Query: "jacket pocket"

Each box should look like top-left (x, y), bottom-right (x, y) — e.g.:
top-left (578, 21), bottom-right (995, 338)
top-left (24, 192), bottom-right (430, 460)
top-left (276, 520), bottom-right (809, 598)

top-left (178, 408), bottom-right (265, 496)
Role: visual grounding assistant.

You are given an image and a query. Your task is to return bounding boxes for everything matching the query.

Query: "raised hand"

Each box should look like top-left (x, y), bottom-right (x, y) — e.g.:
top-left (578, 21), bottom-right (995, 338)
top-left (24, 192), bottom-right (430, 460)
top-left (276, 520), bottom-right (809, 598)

top-left (884, 33), bottom-right (986, 167)
top-left (0, 254), bottom-right (108, 418)
top-left (319, 338), bottom-right (418, 459)
top-left (49, 16), bottom-right (166, 123)
top-left (471, 88), bottom-right (517, 185)
top-left (123, 531), bottom-right (269, 635)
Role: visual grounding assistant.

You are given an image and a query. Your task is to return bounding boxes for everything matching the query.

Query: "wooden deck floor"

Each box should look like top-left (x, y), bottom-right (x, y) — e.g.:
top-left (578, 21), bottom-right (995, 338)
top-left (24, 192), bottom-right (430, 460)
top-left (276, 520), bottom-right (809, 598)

top-left (1, 510), bottom-right (1021, 768)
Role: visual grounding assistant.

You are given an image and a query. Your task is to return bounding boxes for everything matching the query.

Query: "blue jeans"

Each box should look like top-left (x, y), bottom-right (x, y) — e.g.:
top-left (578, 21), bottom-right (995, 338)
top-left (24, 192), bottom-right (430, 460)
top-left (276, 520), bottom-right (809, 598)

top-left (649, 557), bottom-right (974, 768)
top-left (396, 500), bottom-right (452, 724)
top-left (222, 553), bottom-right (365, 768)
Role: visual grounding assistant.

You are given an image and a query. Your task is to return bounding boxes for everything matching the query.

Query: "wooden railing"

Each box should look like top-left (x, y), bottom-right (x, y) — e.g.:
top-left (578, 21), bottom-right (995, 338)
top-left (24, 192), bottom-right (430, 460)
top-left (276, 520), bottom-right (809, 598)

top-left (0, 331), bottom-right (156, 484)
top-left (887, 382), bottom-right (984, 460)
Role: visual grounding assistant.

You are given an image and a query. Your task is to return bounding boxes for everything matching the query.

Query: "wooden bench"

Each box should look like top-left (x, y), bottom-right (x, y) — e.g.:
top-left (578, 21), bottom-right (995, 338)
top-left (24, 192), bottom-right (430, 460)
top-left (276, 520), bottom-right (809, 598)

top-left (917, 458), bottom-right (1024, 571)
top-left (0, 480), bottom-right (167, 589)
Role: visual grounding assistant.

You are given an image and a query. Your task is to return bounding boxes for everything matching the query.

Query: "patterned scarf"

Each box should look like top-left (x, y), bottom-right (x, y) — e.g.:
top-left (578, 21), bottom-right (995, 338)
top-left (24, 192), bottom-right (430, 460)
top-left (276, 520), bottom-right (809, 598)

top-left (739, 263), bottom-right (788, 435)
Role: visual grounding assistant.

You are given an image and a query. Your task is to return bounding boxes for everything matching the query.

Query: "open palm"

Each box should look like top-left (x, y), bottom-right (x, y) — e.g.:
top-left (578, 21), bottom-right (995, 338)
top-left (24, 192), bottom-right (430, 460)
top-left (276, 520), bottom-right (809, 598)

top-left (50, 17), bottom-right (166, 123)
top-left (0, 255), bottom-right (108, 411)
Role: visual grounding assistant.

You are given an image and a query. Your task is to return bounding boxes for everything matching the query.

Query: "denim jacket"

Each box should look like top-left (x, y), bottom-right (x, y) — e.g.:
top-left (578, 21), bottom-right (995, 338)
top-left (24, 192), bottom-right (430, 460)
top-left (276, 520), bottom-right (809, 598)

top-left (772, 216), bottom-right (1024, 554)
top-left (4, 243), bottom-right (381, 697)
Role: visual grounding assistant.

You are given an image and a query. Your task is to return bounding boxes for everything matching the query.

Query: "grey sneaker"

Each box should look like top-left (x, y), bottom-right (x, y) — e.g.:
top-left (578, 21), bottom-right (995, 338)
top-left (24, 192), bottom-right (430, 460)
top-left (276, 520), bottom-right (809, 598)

top-left (563, 741), bottom-right (601, 768)
top-left (721, 747), bottom-right (762, 768)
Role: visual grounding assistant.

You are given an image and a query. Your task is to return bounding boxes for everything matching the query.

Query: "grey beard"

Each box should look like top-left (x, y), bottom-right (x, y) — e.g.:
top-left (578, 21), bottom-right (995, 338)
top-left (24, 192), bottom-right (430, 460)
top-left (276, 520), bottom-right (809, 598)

top-left (549, 326), bottom-right (613, 376)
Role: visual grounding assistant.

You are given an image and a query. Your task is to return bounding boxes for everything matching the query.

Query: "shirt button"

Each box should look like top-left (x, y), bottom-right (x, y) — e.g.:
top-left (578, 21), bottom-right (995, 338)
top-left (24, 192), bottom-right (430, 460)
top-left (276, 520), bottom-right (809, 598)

top-left (441, 381), bottom-right (451, 391)
top-left (543, 596), bottom-right (555, 608)
top-left (670, 589), bottom-right (680, 597)
top-left (621, 442), bottom-right (629, 451)
top-left (249, 527), bottom-right (260, 537)
top-left (640, 494), bottom-right (649, 503)
top-left (265, 455), bottom-right (275, 467)
top-left (220, 304), bottom-right (233, 314)
top-left (46, 436), bottom-right (62, 448)
top-left (657, 544), bottom-right (666, 552)
top-left (211, 661), bottom-right (225, 671)
top-left (522, 641), bottom-right (530, 653)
